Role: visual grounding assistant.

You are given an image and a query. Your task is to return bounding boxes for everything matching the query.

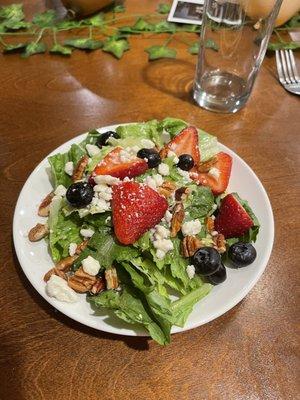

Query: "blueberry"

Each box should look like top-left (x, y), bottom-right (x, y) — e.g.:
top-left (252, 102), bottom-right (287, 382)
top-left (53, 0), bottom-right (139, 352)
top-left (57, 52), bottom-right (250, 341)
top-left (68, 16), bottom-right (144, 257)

top-left (177, 154), bottom-right (194, 171)
top-left (228, 242), bottom-right (257, 268)
top-left (96, 131), bottom-right (119, 148)
top-left (192, 247), bottom-right (221, 276)
top-left (207, 263), bottom-right (227, 285)
top-left (137, 148), bottom-right (161, 168)
top-left (66, 182), bottom-right (94, 208)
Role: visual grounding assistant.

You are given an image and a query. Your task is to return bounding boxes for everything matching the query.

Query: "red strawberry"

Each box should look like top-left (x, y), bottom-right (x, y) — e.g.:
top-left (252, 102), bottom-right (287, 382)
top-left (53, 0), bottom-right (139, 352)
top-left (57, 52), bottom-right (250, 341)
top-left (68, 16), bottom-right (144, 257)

top-left (215, 194), bottom-right (254, 238)
top-left (112, 182), bottom-right (168, 245)
top-left (92, 147), bottom-right (148, 180)
top-left (160, 126), bottom-right (200, 165)
top-left (190, 152), bottom-right (232, 195)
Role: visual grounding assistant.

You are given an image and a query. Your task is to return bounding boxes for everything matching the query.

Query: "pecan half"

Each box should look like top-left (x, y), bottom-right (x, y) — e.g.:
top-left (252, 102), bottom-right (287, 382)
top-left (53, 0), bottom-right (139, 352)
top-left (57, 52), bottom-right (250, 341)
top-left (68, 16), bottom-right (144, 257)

top-left (213, 234), bottom-right (226, 254)
top-left (90, 277), bottom-right (106, 295)
top-left (181, 235), bottom-right (204, 257)
top-left (38, 192), bottom-right (54, 217)
top-left (197, 156), bottom-right (218, 173)
top-left (159, 147), bottom-right (169, 159)
top-left (170, 202), bottom-right (185, 237)
top-left (28, 223), bottom-right (49, 242)
top-left (44, 267), bottom-right (66, 282)
top-left (72, 155), bottom-right (89, 182)
top-left (105, 267), bottom-right (119, 290)
top-left (55, 255), bottom-right (78, 272)
top-left (67, 266), bottom-right (97, 293)
top-left (76, 239), bottom-right (89, 255)
top-left (175, 187), bottom-right (190, 202)
top-left (205, 216), bottom-right (215, 233)
top-left (158, 180), bottom-right (176, 198)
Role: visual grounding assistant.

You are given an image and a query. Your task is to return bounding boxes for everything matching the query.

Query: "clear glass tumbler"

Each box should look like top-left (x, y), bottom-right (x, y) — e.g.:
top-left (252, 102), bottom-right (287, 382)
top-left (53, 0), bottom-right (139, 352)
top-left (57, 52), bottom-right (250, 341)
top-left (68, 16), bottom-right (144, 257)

top-left (193, 0), bottom-right (283, 113)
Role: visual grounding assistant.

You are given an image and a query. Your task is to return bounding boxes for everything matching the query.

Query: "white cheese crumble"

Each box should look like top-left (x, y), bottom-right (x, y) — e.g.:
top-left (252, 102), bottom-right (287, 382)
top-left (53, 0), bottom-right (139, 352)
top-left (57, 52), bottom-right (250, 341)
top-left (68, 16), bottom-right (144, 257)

top-left (150, 224), bottom-right (173, 259)
top-left (167, 150), bottom-right (179, 164)
top-left (141, 139), bottom-right (155, 149)
top-left (164, 210), bottom-right (172, 224)
top-left (181, 219), bottom-right (202, 236)
top-left (153, 238), bottom-right (174, 253)
top-left (186, 265), bottom-right (196, 279)
top-left (69, 242), bottom-right (77, 257)
top-left (93, 184), bottom-right (113, 201)
top-left (94, 175), bottom-right (120, 185)
top-left (119, 147), bottom-right (138, 162)
top-left (158, 163), bottom-right (170, 176)
top-left (144, 174), bottom-right (163, 191)
top-left (64, 161), bottom-right (74, 176)
top-left (46, 275), bottom-right (78, 303)
top-left (177, 168), bottom-right (192, 182)
top-left (208, 167), bottom-right (220, 179)
top-left (80, 228), bottom-right (95, 238)
top-left (89, 196), bottom-right (111, 214)
top-left (86, 144), bottom-right (101, 157)
top-left (155, 225), bottom-right (170, 240)
top-left (54, 184), bottom-right (67, 197)
top-left (211, 230), bottom-right (218, 236)
top-left (82, 255), bottom-right (101, 276)
top-left (162, 129), bottom-right (171, 144)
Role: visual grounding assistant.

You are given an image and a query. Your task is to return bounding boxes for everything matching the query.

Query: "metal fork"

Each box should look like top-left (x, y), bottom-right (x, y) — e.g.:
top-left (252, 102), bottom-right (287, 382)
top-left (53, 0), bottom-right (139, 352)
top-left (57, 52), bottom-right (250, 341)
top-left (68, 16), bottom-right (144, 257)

top-left (275, 50), bottom-right (300, 95)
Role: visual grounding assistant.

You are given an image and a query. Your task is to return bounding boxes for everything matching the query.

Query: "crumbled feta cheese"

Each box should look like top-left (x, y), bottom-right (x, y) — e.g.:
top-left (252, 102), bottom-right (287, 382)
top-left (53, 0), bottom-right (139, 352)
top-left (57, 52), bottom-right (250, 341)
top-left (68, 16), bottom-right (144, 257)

top-left (144, 176), bottom-right (157, 190)
top-left (153, 238), bottom-right (174, 252)
top-left (181, 219), bottom-right (202, 236)
top-left (164, 210), bottom-right (172, 224)
top-left (186, 265), bottom-right (196, 279)
top-left (156, 249), bottom-right (166, 259)
top-left (212, 204), bottom-right (217, 212)
top-left (153, 174), bottom-right (163, 186)
top-left (64, 161), bottom-right (74, 176)
top-left (93, 184), bottom-right (113, 201)
top-left (131, 145), bottom-right (140, 153)
top-left (120, 148), bottom-right (134, 163)
top-left (46, 275), bottom-right (78, 303)
top-left (155, 225), bottom-right (170, 240)
top-left (177, 168), bottom-right (192, 182)
top-left (80, 228), bottom-right (95, 238)
top-left (208, 167), bottom-right (220, 179)
top-left (69, 242), bottom-right (77, 257)
top-left (141, 139), bottom-right (155, 149)
top-left (82, 255), bottom-right (101, 276)
top-left (86, 144), bottom-right (101, 157)
top-left (211, 230), bottom-right (218, 236)
top-left (162, 129), bottom-right (171, 144)
top-left (158, 163), bottom-right (170, 176)
top-left (89, 196), bottom-right (111, 213)
top-left (54, 184), bottom-right (67, 197)
top-left (167, 150), bottom-right (179, 164)
top-left (94, 175), bottom-right (120, 185)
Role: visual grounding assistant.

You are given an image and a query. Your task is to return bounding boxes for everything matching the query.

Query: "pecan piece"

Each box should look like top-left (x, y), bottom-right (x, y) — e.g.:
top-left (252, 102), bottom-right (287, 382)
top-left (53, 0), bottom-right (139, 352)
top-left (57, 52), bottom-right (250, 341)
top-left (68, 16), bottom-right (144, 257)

top-left (170, 202), bottom-right (185, 237)
top-left (44, 267), bottom-right (66, 282)
top-left (159, 147), bottom-right (169, 159)
top-left (28, 223), bottom-right (49, 242)
top-left (197, 156), bottom-right (218, 173)
top-left (181, 235), bottom-right (204, 257)
top-left (55, 255), bottom-right (78, 272)
top-left (75, 239), bottom-right (89, 255)
top-left (205, 216), bottom-right (215, 233)
top-left (72, 155), bottom-right (89, 182)
top-left (67, 266), bottom-right (97, 293)
top-left (38, 192), bottom-right (54, 217)
top-left (158, 180), bottom-right (176, 198)
top-left (175, 187), bottom-right (190, 202)
top-left (90, 277), bottom-right (106, 295)
top-left (213, 234), bottom-right (226, 254)
top-left (105, 267), bottom-right (119, 290)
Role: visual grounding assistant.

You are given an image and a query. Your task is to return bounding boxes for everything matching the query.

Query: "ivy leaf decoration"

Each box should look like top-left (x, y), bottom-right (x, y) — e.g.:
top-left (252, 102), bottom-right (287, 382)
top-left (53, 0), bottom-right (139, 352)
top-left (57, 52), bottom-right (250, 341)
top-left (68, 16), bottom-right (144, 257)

top-left (145, 45), bottom-right (177, 61)
top-left (32, 10), bottom-right (57, 27)
top-left (3, 42), bottom-right (27, 53)
top-left (21, 42), bottom-right (47, 58)
top-left (157, 4), bottom-right (171, 14)
top-left (177, 23), bottom-right (200, 33)
top-left (188, 42), bottom-right (199, 54)
top-left (188, 39), bottom-right (219, 54)
top-left (113, 5), bottom-right (126, 13)
top-left (82, 13), bottom-right (105, 27)
top-left (55, 20), bottom-right (82, 29)
top-left (0, 4), bottom-right (24, 21)
top-left (64, 38), bottom-right (103, 50)
top-left (267, 41), bottom-right (300, 51)
top-left (3, 19), bottom-right (31, 30)
top-left (281, 12), bottom-right (300, 28)
top-left (50, 43), bottom-right (73, 56)
top-left (154, 21), bottom-right (177, 33)
top-left (103, 36), bottom-right (130, 59)
top-left (133, 17), bottom-right (154, 31)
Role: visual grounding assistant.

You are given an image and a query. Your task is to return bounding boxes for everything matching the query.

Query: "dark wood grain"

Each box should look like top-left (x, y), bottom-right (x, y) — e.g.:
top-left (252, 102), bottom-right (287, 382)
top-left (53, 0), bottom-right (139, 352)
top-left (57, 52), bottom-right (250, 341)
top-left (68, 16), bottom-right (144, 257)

top-left (0, 1), bottom-right (299, 399)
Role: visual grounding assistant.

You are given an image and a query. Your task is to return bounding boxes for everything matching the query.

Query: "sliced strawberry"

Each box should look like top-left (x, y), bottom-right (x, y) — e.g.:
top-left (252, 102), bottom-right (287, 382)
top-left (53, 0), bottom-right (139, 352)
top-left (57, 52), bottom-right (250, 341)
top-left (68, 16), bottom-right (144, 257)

top-left (190, 152), bottom-right (232, 195)
top-left (92, 147), bottom-right (148, 180)
top-left (214, 194), bottom-right (254, 238)
top-left (160, 126), bottom-right (200, 165)
top-left (112, 182), bottom-right (168, 245)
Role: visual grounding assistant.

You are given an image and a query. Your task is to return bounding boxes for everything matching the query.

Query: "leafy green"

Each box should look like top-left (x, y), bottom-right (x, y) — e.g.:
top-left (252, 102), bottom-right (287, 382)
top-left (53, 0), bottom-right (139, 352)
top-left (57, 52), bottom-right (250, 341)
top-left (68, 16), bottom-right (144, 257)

top-left (82, 13), bottom-right (104, 27)
top-left (132, 17), bottom-right (154, 32)
top-left (50, 43), bottom-right (72, 56)
top-left (154, 21), bottom-right (177, 33)
top-left (188, 39), bottom-right (219, 54)
top-left (64, 38), bottom-right (103, 50)
top-left (3, 42), bottom-right (27, 53)
top-left (115, 120), bottom-right (163, 146)
top-left (48, 152), bottom-right (72, 188)
top-left (185, 185), bottom-right (214, 219)
top-left (198, 129), bottom-right (219, 162)
top-left (267, 41), bottom-right (300, 51)
top-left (157, 3), bottom-right (171, 14)
top-left (32, 10), bottom-right (56, 27)
top-left (280, 12), bottom-right (300, 28)
top-left (102, 36), bottom-right (130, 59)
top-left (145, 45), bottom-right (176, 61)
top-left (21, 42), bottom-right (46, 58)
top-left (113, 5), bottom-right (126, 13)
top-left (159, 117), bottom-right (187, 137)
top-left (0, 4), bottom-right (24, 22)
top-left (55, 20), bottom-right (82, 29)
top-left (3, 19), bottom-right (31, 30)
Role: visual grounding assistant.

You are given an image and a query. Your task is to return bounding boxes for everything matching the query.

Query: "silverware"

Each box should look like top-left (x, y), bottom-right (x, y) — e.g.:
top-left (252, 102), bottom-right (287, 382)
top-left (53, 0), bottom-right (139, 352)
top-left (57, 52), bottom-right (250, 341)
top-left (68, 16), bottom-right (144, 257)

top-left (275, 49), bottom-right (300, 95)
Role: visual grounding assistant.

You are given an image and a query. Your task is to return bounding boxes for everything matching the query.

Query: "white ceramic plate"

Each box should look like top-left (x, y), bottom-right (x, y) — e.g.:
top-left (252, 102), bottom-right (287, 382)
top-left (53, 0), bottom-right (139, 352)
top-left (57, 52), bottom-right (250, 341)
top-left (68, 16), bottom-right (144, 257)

top-left (13, 124), bottom-right (274, 337)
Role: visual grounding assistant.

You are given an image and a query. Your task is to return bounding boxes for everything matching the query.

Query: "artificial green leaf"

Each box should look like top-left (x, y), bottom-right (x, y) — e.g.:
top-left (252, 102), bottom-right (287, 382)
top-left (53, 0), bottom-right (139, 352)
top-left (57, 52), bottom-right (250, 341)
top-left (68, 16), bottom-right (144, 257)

top-left (64, 38), bottom-right (103, 50)
top-left (82, 13), bottom-right (104, 27)
top-left (154, 21), bottom-right (177, 33)
top-left (133, 17), bottom-right (154, 32)
top-left (157, 3), bottom-right (171, 14)
top-left (103, 37), bottom-right (129, 59)
top-left (21, 42), bottom-right (46, 58)
top-left (188, 41), bottom-right (199, 55)
top-left (55, 20), bottom-right (82, 29)
top-left (177, 23), bottom-right (200, 33)
top-left (113, 5), bottom-right (125, 13)
top-left (145, 45), bottom-right (176, 61)
top-left (50, 43), bottom-right (72, 55)
top-left (32, 10), bottom-right (57, 27)
top-left (189, 39), bottom-right (219, 54)
top-left (3, 19), bottom-right (31, 30)
top-left (0, 4), bottom-right (24, 21)
top-left (281, 12), bottom-right (300, 28)
top-left (3, 42), bottom-right (27, 53)
top-left (267, 41), bottom-right (300, 51)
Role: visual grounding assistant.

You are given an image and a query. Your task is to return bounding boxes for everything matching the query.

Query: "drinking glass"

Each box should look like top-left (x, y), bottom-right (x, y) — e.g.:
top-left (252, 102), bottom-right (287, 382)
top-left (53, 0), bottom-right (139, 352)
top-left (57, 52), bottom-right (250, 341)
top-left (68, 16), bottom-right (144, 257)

top-left (193, 0), bottom-right (283, 113)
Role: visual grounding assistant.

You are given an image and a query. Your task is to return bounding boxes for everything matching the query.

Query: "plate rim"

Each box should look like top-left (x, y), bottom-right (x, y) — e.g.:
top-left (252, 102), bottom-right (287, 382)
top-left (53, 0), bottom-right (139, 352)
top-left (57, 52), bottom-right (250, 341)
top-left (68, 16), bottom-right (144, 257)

top-left (13, 123), bottom-right (274, 337)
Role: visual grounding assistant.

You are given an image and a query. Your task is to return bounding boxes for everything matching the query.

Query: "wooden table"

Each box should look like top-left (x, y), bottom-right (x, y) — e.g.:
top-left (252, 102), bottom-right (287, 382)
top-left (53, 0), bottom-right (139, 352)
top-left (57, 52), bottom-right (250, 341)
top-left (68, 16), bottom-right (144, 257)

top-left (1, 1), bottom-right (299, 399)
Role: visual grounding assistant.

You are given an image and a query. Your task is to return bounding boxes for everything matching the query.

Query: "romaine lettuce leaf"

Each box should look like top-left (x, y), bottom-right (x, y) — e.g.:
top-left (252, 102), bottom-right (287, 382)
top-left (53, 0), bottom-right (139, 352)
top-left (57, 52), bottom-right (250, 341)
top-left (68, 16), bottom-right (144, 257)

top-left (184, 185), bottom-right (214, 219)
top-left (115, 120), bottom-right (164, 147)
top-left (48, 152), bottom-right (71, 188)
top-left (159, 117), bottom-right (188, 137)
top-left (198, 130), bottom-right (219, 162)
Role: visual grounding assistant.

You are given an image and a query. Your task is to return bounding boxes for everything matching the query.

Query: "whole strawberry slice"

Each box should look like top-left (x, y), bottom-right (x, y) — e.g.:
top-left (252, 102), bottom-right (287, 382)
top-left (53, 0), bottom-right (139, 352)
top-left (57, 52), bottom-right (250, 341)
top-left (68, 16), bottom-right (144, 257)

top-left (92, 147), bottom-right (148, 180)
top-left (215, 194), bottom-right (254, 238)
top-left (112, 182), bottom-right (168, 245)
top-left (160, 126), bottom-right (200, 166)
top-left (190, 152), bottom-right (232, 195)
